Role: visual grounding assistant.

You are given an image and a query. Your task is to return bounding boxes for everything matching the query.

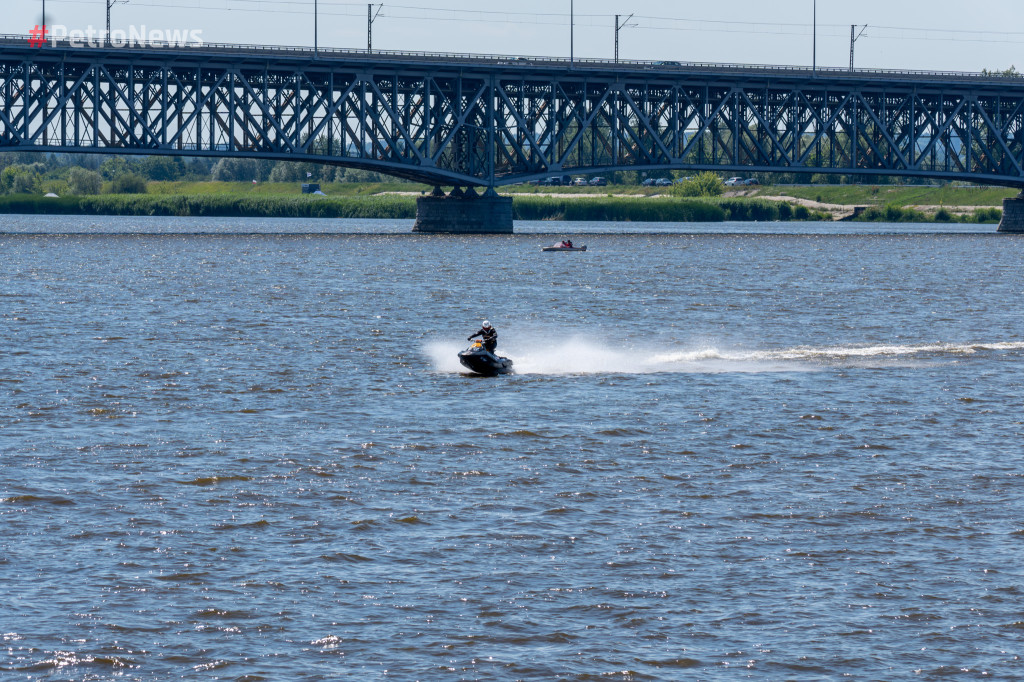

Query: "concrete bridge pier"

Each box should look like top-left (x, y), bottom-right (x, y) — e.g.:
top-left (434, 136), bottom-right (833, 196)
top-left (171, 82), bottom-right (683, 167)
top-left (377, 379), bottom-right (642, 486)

top-left (412, 186), bottom-right (513, 234)
top-left (998, 192), bottom-right (1024, 233)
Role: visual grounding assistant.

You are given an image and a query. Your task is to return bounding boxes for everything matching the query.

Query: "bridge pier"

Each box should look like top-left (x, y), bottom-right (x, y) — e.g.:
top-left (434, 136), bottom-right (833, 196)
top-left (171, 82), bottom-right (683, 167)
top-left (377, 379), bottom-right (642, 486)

top-left (998, 192), bottom-right (1024, 233)
top-left (412, 187), bottom-right (513, 234)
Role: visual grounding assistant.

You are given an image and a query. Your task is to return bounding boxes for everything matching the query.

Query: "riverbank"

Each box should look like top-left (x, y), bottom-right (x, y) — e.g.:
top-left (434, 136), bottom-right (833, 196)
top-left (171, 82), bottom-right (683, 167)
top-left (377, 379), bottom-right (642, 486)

top-left (0, 193), bottom-right (830, 222)
top-left (732, 185), bottom-right (1013, 223)
top-left (0, 182), bottom-right (1010, 223)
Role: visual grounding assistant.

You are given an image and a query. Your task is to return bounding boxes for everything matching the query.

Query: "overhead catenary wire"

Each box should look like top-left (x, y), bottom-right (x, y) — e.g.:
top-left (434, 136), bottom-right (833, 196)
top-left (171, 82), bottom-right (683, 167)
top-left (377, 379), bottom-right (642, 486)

top-left (36, 0), bottom-right (1024, 46)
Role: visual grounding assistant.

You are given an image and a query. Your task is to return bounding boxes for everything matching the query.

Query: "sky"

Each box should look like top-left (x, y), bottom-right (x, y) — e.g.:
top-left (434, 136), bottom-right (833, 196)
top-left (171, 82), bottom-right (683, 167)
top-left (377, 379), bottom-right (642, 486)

top-left (15, 0), bottom-right (1024, 73)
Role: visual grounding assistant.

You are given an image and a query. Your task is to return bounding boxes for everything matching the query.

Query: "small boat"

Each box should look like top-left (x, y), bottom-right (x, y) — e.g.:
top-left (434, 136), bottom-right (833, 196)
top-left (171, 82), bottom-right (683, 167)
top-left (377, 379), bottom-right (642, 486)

top-left (542, 241), bottom-right (587, 252)
top-left (458, 340), bottom-right (514, 376)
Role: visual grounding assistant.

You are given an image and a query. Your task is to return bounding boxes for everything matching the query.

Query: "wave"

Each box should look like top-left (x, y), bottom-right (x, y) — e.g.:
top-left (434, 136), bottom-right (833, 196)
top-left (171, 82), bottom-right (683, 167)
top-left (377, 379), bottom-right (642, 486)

top-left (758, 341), bottom-right (1024, 361)
top-left (657, 341), bottom-right (1024, 364)
top-left (424, 337), bottom-right (1024, 376)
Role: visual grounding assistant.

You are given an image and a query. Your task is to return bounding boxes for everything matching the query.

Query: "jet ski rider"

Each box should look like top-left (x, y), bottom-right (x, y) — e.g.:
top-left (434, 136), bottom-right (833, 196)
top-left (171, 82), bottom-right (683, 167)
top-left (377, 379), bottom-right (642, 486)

top-left (468, 320), bottom-right (498, 353)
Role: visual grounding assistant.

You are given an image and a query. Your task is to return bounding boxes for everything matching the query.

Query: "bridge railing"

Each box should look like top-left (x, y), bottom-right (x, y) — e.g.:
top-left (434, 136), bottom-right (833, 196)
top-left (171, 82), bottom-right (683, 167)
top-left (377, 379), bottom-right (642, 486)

top-left (3, 33), bottom-right (1023, 84)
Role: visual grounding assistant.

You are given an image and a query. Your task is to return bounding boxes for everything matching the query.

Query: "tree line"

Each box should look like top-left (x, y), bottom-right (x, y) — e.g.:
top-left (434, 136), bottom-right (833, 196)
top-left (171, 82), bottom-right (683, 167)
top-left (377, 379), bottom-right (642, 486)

top-left (0, 149), bottom-right (950, 197)
top-left (0, 152), bottom-right (402, 196)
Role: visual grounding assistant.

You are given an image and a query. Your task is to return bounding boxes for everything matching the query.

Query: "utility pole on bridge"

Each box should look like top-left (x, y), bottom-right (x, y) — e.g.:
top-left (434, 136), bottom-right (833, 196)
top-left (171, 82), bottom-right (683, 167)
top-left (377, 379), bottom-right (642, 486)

top-left (614, 13), bottom-right (635, 64)
top-left (368, 3), bottom-right (383, 52)
top-left (570, 0), bottom-right (574, 68)
top-left (849, 24), bottom-right (868, 71)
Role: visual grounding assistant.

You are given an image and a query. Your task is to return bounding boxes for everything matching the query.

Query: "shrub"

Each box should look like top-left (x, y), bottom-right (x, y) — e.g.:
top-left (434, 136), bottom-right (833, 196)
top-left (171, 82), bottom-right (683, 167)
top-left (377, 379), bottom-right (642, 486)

top-left (11, 172), bottom-right (39, 194)
top-left (212, 158), bottom-right (259, 182)
top-left (672, 171), bottom-right (724, 198)
top-left (137, 156), bottom-right (187, 181)
top-left (972, 207), bottom-right (1002, 223)
top-left (99, 157), bottom-right (131, 180)
top-left (109, 173), bottom-right (148, 194)
top-left (512, 196), bottom-right (725, 222)
top-left (719, 199), bottom-right (780, 221)
top-left (855, 204), bottom-right (930, 223)
top-left (1, 164), bottom-right (41, 194)
top-left (67, 167), bottom-right (103, 195)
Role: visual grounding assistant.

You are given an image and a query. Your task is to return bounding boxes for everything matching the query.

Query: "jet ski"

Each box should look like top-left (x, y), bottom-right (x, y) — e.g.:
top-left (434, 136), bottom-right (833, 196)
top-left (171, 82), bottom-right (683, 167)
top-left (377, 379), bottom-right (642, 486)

top-left (458, 339), bottom-right (514, 376)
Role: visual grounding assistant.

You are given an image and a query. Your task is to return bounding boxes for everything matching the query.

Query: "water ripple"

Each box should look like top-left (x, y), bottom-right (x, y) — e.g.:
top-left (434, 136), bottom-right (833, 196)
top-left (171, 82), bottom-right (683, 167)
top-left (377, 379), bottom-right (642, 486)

top-left (2, 227), bottom-right (1023, 679)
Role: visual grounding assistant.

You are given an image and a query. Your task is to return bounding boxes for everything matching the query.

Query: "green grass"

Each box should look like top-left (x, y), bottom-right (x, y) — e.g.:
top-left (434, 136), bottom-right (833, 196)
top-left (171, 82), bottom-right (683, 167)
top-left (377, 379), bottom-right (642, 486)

top-left (146, 181), bottom-right (430, 197)
top-left (144, 181), bottom-right (1019, 209)
top-left (504, 183), bottom-right (1019, 207)
top-left (851, 204), bottom-right (1002, 224)
top-left (510, 196), bottom-right (829, 222)
top-left (0, 193), bottom-right (824, 222)
top-left (0, 193), bottom-right (417, 218)
top-left (511, 196), bottom-right (725, 222)
top-left (0, 187), bottom-right (1004, 223)
top-left (751, 184), bottom-right (1017, 207)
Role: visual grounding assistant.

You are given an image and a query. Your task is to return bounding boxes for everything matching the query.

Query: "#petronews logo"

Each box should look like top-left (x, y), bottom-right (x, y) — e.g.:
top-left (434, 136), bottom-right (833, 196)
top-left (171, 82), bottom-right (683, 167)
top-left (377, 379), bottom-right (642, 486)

top-left (29, 24), bottom-right (204, 48)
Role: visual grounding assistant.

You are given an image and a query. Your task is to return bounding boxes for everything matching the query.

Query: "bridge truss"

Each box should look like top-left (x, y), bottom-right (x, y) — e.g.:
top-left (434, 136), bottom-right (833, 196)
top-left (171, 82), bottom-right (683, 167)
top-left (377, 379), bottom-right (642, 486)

top-left (2, 38), bottom-right (1024, 187)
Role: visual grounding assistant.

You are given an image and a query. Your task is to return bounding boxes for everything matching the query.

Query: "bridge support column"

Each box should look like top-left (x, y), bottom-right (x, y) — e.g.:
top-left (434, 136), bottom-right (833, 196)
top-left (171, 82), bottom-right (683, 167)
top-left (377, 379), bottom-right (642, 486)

top-left (412, 187), bottom-right (513, 234)
top-left (998, 193), bottom-right (1024, 233)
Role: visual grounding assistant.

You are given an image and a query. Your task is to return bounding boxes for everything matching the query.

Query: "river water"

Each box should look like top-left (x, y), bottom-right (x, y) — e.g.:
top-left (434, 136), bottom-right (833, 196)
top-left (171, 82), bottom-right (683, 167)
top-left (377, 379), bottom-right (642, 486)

top-left (2, 216), bottom-right (1023, 680)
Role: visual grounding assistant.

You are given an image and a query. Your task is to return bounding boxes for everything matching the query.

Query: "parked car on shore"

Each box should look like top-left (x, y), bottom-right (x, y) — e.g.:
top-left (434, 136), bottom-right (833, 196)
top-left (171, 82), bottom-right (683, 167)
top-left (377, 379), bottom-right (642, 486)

top-left (539, 175), bottom-right (573, 187)
top-left (655, 178), bottom-right (673, 187)
top-left (742, 178), bottom-right (760, 185)
top-left (589, 177), bottom-right (608, 186)
top-left (724, 177), bottom-right (745, 186)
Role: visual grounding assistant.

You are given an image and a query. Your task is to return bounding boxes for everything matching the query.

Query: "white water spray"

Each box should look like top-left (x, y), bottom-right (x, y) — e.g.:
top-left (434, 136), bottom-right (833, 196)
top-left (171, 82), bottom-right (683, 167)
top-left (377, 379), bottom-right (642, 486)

top-left (425, 336), bottom-right (1024, 376)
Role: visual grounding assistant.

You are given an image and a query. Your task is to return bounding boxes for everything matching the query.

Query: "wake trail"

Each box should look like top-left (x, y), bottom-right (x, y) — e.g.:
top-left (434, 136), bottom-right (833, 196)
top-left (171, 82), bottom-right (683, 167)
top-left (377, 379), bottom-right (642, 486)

top-left (425, 337), bottom-right (1024, 376)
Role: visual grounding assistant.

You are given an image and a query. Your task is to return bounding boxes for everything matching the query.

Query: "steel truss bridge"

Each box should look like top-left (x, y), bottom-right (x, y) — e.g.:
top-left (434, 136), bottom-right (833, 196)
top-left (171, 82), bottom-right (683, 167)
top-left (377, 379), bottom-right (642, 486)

top-left (3, 35), bottom-right (1024, 188)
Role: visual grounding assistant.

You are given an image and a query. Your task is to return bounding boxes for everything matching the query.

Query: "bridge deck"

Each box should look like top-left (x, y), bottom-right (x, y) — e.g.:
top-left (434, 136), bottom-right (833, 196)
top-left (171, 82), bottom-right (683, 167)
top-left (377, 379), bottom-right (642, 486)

top-left (2, 34), bottom-right (1022, 87)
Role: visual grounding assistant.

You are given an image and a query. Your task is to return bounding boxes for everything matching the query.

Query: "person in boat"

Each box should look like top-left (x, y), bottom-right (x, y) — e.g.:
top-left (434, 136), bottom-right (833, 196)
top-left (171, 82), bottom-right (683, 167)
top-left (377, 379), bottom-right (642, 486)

top-left (468, 320), bottom-right (498, 353)
top-left (565, 239), bottom-right (573, 248)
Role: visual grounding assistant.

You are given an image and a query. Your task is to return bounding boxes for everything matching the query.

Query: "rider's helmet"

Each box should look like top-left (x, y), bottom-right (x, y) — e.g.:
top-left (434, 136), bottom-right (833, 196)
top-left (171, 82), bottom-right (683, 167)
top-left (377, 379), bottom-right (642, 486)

top-left (482, 320), bottom-right (492, 329)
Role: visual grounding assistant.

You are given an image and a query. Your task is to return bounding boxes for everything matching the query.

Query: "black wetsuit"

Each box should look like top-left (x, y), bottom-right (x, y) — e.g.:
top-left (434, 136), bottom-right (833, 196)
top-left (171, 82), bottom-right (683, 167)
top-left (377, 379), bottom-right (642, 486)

top-left (468, 327), bottom-right (498, 353)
